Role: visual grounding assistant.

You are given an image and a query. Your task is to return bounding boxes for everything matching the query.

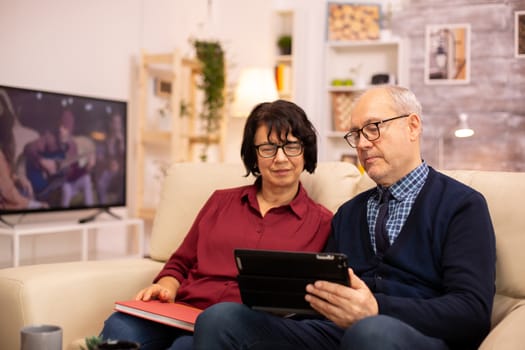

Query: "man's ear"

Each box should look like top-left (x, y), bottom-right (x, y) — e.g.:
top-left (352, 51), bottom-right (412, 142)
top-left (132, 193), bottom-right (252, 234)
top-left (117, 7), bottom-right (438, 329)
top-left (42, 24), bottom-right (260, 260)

top-left (407, 113), bottom-right (422, 141)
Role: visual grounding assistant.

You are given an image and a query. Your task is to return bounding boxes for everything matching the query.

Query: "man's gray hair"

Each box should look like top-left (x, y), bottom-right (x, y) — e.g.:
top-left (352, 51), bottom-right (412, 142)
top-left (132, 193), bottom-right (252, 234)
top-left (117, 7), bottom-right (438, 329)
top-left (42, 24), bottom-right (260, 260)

top-left (385, 85), bottom-right (422, 117)
top-left (352, 85), bottom-right (423, 118)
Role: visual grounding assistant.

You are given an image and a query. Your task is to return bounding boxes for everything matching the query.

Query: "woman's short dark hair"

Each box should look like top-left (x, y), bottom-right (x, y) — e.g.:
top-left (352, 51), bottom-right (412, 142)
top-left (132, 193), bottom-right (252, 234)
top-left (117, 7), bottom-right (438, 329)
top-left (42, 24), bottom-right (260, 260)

top-left (240, 99), bottom-right (317, 177)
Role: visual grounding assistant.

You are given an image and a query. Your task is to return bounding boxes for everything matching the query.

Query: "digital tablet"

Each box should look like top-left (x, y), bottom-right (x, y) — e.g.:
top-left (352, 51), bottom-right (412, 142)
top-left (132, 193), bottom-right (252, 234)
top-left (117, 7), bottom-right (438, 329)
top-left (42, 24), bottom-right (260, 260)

top-left (234, 249), bottom-right (350, 316)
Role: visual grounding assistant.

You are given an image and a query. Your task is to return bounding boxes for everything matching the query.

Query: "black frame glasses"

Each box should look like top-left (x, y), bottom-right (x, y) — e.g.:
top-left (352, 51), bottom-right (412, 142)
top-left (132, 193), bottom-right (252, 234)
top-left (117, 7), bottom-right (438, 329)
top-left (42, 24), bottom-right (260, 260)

top-left (254, 142), bottom-right (304, 158)
top-left (343, 114), bottom-right (410, 148)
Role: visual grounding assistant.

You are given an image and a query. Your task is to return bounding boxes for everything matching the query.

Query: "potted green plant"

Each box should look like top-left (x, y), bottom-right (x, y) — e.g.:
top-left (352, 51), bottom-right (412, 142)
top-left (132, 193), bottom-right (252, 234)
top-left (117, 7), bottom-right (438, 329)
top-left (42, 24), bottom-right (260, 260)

top-left (82, 336), bottom-right (140, 350)
top-left (193, 39), bottom-right (226, 161)
top-left (82, 335), bottom-right (103, 350)
top-left (277, 35), bottom-right (292, 55)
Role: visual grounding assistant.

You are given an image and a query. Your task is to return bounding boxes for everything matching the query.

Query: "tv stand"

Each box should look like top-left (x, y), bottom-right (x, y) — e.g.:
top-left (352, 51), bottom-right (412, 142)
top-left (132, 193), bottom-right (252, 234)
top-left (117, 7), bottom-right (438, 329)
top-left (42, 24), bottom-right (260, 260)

top-left (0, 218), bottom-right (144, 267)
top-left (79, 208), bottom-right (122, 224)
top-left (0, 216), bottom-right (15, 229)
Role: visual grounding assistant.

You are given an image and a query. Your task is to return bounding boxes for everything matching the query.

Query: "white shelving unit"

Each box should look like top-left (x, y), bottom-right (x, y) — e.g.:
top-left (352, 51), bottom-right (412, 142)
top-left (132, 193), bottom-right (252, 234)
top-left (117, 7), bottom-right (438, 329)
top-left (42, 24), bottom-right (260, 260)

top-left (134, 50), bottom-right (227, 221)
top-left (320, 38), bottom-right (409, 162)
top-left (0, 218), bottom-right (144, 267)
top-left (273, 9), bottom-right (294, 100)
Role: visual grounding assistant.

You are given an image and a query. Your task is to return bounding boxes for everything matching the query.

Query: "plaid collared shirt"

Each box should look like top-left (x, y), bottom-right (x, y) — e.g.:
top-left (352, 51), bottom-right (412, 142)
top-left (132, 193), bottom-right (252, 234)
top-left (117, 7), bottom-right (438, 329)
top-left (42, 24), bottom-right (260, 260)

top-left (367, 161), bottom-right (429, 253)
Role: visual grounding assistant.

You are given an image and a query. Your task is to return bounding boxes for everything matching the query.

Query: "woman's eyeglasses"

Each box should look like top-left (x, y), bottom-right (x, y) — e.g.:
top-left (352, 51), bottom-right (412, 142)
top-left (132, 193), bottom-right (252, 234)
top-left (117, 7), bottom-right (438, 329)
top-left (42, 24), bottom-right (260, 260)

top-left (254, 142), bottom-right (304, 158)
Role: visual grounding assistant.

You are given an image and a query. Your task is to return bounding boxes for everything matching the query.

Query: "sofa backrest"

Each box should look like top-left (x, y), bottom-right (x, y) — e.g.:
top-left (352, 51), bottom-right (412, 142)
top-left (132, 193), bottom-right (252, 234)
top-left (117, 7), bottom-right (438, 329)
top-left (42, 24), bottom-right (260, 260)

top-left (441, 170), bottom-right (525, 299)
top-left (149, 161), bottom-right (364, 261)
top-left (149, 162), bottom-right (525, 300)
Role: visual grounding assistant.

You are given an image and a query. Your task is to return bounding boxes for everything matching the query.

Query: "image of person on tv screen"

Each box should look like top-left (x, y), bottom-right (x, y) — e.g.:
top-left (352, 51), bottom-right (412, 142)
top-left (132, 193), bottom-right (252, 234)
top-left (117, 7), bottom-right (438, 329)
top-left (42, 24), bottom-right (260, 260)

top-left (99, 100), bottom-right (333, 350)
top-left (0, 89), bottom-right (47, 210)
top-left (0, 88), bottom-right (40, 197)
top-left (94, 112), bottom-right (125, 205)
top-left (23, 108), bottom-right (96, 207)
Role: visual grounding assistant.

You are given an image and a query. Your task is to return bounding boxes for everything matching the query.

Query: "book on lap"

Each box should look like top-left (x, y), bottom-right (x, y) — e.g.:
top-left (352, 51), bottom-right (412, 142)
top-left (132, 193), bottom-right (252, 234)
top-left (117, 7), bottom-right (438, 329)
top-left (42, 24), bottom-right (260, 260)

top-left (114, 300), bottom-right (202, 332)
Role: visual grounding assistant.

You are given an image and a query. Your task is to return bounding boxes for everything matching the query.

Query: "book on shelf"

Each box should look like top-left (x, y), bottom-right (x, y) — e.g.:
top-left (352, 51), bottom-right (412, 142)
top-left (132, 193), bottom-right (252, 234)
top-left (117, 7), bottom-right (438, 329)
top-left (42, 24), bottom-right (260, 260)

top-left (114, 300), bottom-right (203, 332)
top-left (275, 63), bottom-right (292, 94)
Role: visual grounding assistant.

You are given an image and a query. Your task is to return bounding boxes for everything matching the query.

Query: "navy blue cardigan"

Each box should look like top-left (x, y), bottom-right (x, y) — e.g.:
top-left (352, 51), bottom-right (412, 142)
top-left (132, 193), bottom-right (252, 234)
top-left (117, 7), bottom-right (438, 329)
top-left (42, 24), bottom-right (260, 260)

top-left (327, 167), bottom-right (496, 350)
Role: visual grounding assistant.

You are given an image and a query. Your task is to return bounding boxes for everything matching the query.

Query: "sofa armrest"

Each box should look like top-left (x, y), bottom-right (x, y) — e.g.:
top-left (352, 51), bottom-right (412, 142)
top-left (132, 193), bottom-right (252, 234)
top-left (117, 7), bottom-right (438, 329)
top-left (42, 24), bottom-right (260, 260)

top-left (479, 294), bottom-right (525, 350)
top-left (0, 258), bottom-right (163, 350)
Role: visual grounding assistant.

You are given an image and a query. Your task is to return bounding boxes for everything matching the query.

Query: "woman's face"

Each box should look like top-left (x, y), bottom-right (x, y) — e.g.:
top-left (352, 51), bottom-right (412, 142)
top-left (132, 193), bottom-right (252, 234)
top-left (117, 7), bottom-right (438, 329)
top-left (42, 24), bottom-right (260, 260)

top-left (254, 124), bottom-right (305, 191)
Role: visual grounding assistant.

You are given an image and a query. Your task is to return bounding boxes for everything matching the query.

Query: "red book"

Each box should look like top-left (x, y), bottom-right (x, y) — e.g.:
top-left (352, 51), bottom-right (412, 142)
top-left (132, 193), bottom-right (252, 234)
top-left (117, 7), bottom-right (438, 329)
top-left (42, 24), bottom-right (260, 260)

top-left (114, 300), bottom-right (203, 332)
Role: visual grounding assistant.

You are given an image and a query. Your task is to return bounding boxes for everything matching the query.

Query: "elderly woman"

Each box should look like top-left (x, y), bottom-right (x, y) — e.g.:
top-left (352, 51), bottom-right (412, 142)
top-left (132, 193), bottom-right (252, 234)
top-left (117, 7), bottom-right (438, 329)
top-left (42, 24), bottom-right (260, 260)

top-left (100, 99), bottom-right (333, 349)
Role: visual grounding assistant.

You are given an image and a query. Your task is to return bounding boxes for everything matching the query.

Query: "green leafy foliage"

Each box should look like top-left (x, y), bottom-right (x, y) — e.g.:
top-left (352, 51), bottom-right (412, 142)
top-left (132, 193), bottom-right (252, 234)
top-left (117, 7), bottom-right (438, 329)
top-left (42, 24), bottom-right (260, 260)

top-left (194, 40), bottom-right (225, 136)
top-left (277, 35), bottom-right (292, 55)
top-left (81, 335), bottom-right (103, 350)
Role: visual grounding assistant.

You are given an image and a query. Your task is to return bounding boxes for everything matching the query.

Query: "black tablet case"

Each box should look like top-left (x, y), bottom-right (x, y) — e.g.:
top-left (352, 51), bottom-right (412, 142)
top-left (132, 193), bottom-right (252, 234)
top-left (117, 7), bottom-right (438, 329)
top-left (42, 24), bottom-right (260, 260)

top-left (234, 249), bottom-right (350, 315)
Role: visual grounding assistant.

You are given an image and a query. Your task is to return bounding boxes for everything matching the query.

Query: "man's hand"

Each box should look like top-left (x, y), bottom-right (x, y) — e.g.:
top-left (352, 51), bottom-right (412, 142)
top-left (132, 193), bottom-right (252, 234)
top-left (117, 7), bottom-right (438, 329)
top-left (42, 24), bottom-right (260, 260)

top-left (305, 268), bottom-right (378, 328)
top-left (135, 277), bottom-right (180, 303)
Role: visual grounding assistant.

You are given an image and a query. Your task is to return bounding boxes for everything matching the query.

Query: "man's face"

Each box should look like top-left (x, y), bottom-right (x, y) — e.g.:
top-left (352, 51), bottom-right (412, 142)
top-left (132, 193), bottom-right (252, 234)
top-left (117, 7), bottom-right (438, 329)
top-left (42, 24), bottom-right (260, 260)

top-left (350, 89), bottom-right (421, 187)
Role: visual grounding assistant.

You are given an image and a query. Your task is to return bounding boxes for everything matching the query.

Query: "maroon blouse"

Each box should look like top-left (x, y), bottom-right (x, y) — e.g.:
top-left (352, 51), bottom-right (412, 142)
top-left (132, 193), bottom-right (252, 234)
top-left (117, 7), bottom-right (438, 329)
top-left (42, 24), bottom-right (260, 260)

top-left (154, 182), bottom-right (333, 309)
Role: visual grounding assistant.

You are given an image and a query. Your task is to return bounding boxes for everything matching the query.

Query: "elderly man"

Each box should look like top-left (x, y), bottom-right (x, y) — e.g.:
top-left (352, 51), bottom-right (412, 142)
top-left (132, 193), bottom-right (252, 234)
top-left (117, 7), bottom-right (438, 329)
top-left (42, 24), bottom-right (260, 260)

top-left (193, 85), bottom-right (496, 350)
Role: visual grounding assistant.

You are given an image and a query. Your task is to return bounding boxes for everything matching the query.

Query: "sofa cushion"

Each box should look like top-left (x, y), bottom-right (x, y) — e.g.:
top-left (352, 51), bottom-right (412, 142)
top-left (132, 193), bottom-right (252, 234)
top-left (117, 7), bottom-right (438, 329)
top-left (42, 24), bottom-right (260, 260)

top-left (149, 163), bottom-right (253, 262)
top-left (479, 294), bottom-right (525, 349)
top-left (0, 259), bottom-right (162, 350)
top-left (443, 170), bottom-right (525, 299)
top-left (299, 161), bottom-right (363, 213)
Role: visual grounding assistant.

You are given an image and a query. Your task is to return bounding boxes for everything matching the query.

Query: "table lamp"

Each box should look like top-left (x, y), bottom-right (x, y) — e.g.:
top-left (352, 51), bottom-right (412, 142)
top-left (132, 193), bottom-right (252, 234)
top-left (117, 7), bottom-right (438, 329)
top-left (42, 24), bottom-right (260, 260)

top-left (231, 67), bottom-right (279, 118)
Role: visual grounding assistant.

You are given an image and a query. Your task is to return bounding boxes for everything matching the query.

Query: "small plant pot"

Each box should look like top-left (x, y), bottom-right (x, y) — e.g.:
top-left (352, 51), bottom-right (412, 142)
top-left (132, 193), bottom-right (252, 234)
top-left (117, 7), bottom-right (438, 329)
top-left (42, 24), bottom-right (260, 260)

top-left (277, 35), bottom-right (292, 55)
top-left (95, 340), bottom-right (140, 350)
top-left (279, 46), bottom-right (292, 55)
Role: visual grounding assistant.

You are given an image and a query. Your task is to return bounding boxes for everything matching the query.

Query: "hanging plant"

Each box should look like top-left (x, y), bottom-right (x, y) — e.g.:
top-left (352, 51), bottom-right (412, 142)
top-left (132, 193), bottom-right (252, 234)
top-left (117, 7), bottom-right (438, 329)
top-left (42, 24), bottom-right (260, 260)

top-left (192, 39), bottom-right (226, 161)
top-left (193, 40), bottom-right (225, 135)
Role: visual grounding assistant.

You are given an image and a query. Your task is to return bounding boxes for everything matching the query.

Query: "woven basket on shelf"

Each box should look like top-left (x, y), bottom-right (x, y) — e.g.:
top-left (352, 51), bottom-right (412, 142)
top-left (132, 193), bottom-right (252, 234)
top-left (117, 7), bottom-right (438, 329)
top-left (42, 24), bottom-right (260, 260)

top-left (331, 91), bottom-right (356, 132)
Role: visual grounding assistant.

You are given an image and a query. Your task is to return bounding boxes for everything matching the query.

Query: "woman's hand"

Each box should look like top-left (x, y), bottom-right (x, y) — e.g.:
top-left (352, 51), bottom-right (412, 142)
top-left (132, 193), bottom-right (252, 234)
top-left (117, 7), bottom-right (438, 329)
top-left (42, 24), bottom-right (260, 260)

top-left (135, 276), bottom-right (180, 303)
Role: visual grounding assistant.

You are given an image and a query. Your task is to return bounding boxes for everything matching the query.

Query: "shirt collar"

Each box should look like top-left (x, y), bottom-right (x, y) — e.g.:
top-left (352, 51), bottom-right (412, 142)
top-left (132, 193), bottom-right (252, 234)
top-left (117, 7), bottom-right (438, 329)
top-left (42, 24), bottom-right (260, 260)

top-left (241, 182), bottom-right (307, 219)
top-left (376, 161), bottom-right (429, 201)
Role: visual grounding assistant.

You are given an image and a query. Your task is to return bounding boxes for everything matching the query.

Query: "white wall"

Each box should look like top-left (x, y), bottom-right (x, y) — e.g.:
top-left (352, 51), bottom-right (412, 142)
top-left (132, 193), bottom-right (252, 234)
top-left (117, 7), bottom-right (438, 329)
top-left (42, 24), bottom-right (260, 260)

top-left (0, 0), bottom-right (275, 98)
top-left (0, 0), bottom-right (276, 267)
top-left (0, 0), bottom-right (139, 98)
top-left (290, 0), bottom-right (327, 153)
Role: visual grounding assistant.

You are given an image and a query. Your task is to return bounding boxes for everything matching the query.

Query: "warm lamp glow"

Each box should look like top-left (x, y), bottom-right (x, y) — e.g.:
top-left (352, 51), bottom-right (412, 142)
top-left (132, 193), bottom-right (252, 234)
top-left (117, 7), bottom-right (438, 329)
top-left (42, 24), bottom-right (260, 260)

top-left (231, 67), bottom-right (279, 118)
top-left (454, 113), bottom-right (474, 138)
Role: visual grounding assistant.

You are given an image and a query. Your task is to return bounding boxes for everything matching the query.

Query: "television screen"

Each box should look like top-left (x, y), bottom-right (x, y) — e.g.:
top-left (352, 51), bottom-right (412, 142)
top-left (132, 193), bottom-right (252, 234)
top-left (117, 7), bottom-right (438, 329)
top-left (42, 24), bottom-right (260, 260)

top-left (0, 85), bottom-right (127, 216)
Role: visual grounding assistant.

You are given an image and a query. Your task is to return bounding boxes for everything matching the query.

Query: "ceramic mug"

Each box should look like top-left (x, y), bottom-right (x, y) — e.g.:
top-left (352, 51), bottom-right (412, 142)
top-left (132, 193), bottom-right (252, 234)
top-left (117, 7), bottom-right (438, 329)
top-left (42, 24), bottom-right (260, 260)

top-left (20, 324), bottom-right (62, 350)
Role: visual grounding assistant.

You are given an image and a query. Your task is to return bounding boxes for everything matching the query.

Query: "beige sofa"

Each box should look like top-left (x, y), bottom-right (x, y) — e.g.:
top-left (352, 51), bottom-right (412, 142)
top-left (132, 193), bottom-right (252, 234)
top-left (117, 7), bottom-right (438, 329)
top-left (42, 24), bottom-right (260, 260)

top-left (1, 162), bottom-right (524, 350)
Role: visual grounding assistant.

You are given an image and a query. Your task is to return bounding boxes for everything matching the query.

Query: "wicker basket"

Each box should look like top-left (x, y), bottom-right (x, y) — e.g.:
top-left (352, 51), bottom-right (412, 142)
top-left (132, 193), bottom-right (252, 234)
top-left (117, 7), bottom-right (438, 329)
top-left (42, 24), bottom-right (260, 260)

top-left (331, 91), bottom-right (356, 132)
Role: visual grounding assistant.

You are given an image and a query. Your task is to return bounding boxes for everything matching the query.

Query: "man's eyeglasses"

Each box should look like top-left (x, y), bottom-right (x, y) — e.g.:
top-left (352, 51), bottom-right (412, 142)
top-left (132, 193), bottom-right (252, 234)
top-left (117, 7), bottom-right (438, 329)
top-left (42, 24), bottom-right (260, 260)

top-left (343, 114), bottom-right (410, 148)
top-left (254, 142), bottom-right (304, 158)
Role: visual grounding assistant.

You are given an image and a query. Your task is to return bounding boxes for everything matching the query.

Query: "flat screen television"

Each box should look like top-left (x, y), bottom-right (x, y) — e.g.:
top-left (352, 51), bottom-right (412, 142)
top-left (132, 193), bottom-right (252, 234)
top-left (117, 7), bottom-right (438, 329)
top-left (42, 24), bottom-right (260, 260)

top-left (0, 85), bottom-right (127, 221)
